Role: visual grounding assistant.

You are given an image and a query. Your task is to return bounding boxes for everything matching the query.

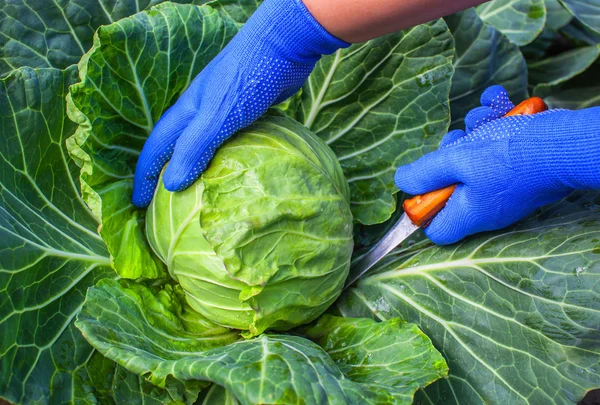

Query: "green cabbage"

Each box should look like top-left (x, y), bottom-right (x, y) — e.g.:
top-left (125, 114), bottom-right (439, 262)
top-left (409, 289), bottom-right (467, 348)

top-left (146, 114), bottom-right (353, 336)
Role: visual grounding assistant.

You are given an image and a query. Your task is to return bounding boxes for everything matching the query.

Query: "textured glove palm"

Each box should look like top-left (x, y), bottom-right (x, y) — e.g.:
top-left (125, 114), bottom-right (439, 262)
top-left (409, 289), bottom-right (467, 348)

top-left (132, 0), bottom-right (348, 207)
top-left (395, 85), bottom-right (600, 245)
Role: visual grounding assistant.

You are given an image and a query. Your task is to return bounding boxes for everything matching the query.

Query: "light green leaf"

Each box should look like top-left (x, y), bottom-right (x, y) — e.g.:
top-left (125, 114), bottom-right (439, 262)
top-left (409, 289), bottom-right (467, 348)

top-left (199, 385), bottom-right (240, 405)
top-left (67, 2), bottom-right (239, 279)
top-left (203, 0), bottom-right (261, 25)
top-left (545, 0), bottom-right (572, 29)
top-left (558, 0), bottom-right (600, 34)
top-left (302, 315), bottom-right (448, 404)
top-left (476, 0), bottom-right (546, 46)
top-left (296, 20), bottom-right (454, 225)
top-left (0, 66), bottom-right (115, 404)
top-left (77, 279), bottom-right (240, 403)
top-left (79, 279), bottom-right (240, 349)
top-left (0, 0), bottom-right (259, 76)
top-left (337, 192), bottom-right (600, 404)
top-left (84, 352), bottom-right (185, 405)
top-left (534, 61), bottom-right (600, 109)
top-left (77, 279), bottom-right (417, 405)
top-left (446, 9), bottom-right (528, 130)
top-left (528, 45), bottom-right (600, 89)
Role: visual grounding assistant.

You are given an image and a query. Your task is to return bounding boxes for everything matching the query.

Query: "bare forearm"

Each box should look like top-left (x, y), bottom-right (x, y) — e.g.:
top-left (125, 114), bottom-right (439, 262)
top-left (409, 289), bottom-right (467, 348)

top-left (303, 0), bottom-right (488, 43)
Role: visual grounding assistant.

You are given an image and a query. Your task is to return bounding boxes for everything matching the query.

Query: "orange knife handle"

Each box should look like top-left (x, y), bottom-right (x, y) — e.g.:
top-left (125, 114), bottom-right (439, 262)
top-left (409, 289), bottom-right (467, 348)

top-left (402, 97), bottom-right (548, 227)
top-left (403, 184), bottom-right (456, 227)
top-left (504, 97), bottom-right (547, 117)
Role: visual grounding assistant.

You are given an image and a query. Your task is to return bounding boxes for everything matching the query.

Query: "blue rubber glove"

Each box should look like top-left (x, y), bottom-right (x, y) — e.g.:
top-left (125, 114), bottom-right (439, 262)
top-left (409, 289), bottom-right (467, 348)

top-left (395, 85), bottom-right (600, 245)
top-left (132, 0), bottom-right (348, 207)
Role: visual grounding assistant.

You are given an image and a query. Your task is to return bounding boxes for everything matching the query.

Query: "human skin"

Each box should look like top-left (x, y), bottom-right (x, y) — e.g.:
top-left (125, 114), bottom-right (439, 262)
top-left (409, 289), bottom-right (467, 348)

top-left (303, 0), bottom-right (488, 42)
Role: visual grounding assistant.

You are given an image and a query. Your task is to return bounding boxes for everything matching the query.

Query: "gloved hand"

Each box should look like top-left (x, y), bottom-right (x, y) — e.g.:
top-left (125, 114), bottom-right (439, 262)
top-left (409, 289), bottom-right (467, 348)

top-left (395, 85), bottom-right (600, 245)
top-left (132, 0), bottom-right (348, 207)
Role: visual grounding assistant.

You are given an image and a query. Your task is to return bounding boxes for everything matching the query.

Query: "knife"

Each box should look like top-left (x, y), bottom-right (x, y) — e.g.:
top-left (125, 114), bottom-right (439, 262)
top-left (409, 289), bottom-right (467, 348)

top-left (343, 96), bottom-right (548, 290)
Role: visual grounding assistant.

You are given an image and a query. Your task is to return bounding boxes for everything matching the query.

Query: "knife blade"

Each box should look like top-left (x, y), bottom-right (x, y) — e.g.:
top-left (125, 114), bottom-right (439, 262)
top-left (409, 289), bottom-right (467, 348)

top-left (343, 96), bottom-right (548, 290)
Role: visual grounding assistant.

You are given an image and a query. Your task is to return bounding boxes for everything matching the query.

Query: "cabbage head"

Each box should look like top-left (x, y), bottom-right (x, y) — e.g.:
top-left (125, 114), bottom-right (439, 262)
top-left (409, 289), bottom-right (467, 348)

top-left (146, 114), bottom-right (354, 336)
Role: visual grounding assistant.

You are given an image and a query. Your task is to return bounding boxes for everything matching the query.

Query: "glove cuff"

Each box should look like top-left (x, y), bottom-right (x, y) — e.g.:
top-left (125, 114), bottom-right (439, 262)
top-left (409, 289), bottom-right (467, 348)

top-left (237, 0), bottom-right (350, 63)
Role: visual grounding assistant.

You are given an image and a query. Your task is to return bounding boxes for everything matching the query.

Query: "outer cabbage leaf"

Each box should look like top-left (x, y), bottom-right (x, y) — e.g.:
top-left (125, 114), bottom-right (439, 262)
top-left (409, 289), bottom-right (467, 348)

top-left (533, 61), bottom-right (600, 109)
top-left (76, 279), bottom-right (240, 403)
top-left (528, 45), bottom-right (600, 90)
top-left (76, 279), bottom-right (442, 405)
top-left (302, 315), bottom-right (448, 404)
top-left (0, 0), bottom-right (259, 75)
top-left (67, 2), bottom-right (238, 279)
top-left (446, 9), bottom-right (528, 130)
top-left (86, 282), bottom-right (239, 405)
top-left (561, 19), bottom-right (600, 45)
top-left (0, 66), bottom-right (116, 404)
top-left (558, 0), bottom-right (600, 34)
top-left (337, 192), bottom-right (600, 405)
top-left (545, 0), bottom-right (572, 29)
top-left (198, 385), bottom-right (240, 405)
top-left (476, 0), bottom-right (546, 46)
top-left (296, 20), bottom-right (454, 225)
top-left (84, 352), bottom-right (189, 405)
top-left (205, 0), bottom-right (260, 25)
top-left (520, 26), bottom-right (562, 60)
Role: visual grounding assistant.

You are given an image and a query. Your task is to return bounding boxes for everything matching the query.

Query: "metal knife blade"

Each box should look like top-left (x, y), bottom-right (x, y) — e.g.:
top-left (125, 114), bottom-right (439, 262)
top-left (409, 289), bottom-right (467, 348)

top-left (343, 213), bottom-right (418, 290)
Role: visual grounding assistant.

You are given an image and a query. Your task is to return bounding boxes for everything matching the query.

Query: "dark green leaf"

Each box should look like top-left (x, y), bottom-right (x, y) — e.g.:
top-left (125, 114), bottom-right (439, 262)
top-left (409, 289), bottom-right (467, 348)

top-left (296, 20), bottom-right (454, 225)
top-left (528, 45), bottom-right (600, 89)
top-left (545, 0), bottom-right (572, 30)
top-left (0, 0), bottom-right (259, 76)
top-left (558, 0), bottom-right (600, 34)
top-left (561, 19), bottom-right (600, 45)
top-left (337, 192), bottom-right (600, 404)
top-left (446, 9), bottom-right (527, 130)
top-left (520, 27), bottom-right (562, 60)
top-left (534, 60), bottom-right (600, 109)
top-left (0, 66), bottom-right (114, 404)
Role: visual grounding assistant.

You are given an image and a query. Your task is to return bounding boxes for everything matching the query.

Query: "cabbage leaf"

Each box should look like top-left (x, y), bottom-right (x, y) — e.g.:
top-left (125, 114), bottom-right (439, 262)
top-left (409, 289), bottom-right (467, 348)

top-left (534, 61), bottom-right (600, 109)
top-left (76, 279), bottom-right (448, 405)
top-left (0, 0), bottom-right (259, 75)
top-left (446, 9), bottom-right (528, 130)
top-left (337, 192), bottom-right (600, 404)
top-left (558, 0), bottom-right (600, 34)
top-left (296, 22), bottom-right (454, 225)
top-left (545, 0), bottom-right (572, 30)
top-left (67, 2), bottom-right (239, 279)
top-left (528, 45), bottom-right (600, 89)
top-left (476, 0), bottom-right (546, 46)
top-left (0, 66), bottom-right (116, 403)
top-left (302, 315), bottom-right (448, 403)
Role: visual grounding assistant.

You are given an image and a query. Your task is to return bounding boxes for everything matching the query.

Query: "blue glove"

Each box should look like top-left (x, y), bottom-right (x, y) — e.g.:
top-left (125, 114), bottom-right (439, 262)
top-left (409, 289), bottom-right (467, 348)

top-left (395, 85), bottom-right (600, 245)
top-left (132, 0), bottom-right (348, 207)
